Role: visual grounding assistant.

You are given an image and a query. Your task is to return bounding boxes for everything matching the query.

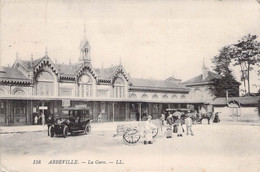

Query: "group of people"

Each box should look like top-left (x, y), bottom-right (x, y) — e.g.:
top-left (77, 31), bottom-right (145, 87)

top-left (143, 110), bottom-right (195, 145)
top-left (33, 112), bottom-right (45, 125)
top-left (164, 111), bottom-right (194, 138)
top-left (34, 112), bottom-right (55, 126)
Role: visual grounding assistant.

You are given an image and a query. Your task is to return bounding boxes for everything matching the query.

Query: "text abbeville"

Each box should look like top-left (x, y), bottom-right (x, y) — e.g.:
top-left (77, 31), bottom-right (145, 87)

top-left (48, 160), bottom-right (79, 164)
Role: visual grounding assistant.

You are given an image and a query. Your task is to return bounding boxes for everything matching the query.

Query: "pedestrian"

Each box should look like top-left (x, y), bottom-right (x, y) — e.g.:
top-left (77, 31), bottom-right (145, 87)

top-left (41, 112), bottom-right (45, 125)
top-left (166, 113), bottom-right (174, 138)
top-left (200, 106), bottom-right (207, 117)
top-left (38, 115), bottom-right (42, 125)
top-left (144, 115), bottom-right (157, 144)
top-left (184, 112), bottom-right (194, 136)
top-left (136, 112), bottom-right (140, 121)
top-left (159, 113), bottom-right (166, 136)
top-left (176, 114), bottom-right (184, 137)
top-left (166, 113), bottom-right (174, 125)
top-left (98, 113), bottom-right (102, 123)
top-left (47, 115), bottom-right (54, 136)
top-left (34, 115), bottom-right (38, 125)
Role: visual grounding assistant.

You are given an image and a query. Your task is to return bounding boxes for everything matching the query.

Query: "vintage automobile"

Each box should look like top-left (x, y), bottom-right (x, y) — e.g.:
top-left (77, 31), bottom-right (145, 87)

top-left (49, 107), bottom-right (92, 138)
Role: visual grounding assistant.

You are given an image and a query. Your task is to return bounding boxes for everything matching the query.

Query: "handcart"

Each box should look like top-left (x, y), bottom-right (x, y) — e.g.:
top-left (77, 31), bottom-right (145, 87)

top-left (113, 120), bottom-right (160, 144)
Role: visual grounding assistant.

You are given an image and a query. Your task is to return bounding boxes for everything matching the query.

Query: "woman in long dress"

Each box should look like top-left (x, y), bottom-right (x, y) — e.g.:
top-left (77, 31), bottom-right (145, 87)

top-left (144, 115), bottom-right (157, 144)
top-left (175, 114), bottom-right (184, 137)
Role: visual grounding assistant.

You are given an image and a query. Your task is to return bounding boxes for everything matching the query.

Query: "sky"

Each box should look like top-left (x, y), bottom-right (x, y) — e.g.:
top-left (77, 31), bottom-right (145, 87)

top-left (0, 0), bottom-right (259, 92)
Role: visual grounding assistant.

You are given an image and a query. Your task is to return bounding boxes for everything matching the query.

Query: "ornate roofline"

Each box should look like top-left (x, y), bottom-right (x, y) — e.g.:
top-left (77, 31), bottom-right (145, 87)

top-left (34, 56), bottom-right (59, 76)
top-left (111, 66), bottom-right (130, 83)
top-left (0, 79), bottom-right (32, 85)
top-left (12, 59), bottom-right (29, 72)
top-left (75, 63), bottom-right (98, 83)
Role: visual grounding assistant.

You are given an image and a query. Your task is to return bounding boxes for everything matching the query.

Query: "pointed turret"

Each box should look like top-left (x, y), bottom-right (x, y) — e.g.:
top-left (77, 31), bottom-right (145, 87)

top-left (79, 25), bottom-right (91, 63)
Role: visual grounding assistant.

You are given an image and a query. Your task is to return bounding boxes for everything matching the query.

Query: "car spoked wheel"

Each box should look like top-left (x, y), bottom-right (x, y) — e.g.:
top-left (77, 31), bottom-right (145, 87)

top-left (123, 128), bottom-right (140, 144)
top-left (63, 126), bottom-right (68, 138)
top-left (84, 124), bottom-right (91, 135)
top-left (50, 126), bottom-right (55, 137)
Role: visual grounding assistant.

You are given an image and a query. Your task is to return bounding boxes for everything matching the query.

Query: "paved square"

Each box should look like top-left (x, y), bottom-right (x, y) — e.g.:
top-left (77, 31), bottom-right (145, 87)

top-left (1, 122), bottom-right (260, 172)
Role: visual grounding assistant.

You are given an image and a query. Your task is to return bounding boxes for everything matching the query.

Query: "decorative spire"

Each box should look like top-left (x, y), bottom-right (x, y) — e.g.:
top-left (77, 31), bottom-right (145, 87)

top-left (69, 59), bottom-right (71, 65)
top-left (55, 59), bottom-right (57, 64)
top-left (172, 72), bottom-right (175, 78)
top-left (102, 62), bottom-right (104, 69)
top-left (203, 57), bottom-right (205, 68)
top-left (16, 52), bottom-right (19, 59)
top-left (45, 46), bottom-right (48, 56)
top-left (119, 57), bottom-right (122, 66)
top-left (31, 54), bottom-right (34, 67)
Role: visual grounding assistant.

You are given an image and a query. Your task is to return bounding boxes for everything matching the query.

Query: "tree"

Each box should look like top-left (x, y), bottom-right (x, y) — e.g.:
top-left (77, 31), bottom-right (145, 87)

top-left (212, 46), bottom-right (232, 75)
top-left (211, 73), bottom-right (240, 97)
top-left (229, 34), bottom-right (260, 95)
top-left (211, 46), bottom-right (240, 97)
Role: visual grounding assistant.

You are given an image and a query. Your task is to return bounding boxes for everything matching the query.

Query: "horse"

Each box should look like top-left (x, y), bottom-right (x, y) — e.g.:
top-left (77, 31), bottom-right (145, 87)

top-left (189, 111), bottom-right (200, 124)
top-left (198, 112), bottom-right (218, 124)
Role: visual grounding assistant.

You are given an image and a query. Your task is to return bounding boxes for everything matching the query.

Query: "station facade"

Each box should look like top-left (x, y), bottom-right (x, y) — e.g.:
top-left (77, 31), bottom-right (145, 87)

top-left (0, 36), bottom-right (219, 125)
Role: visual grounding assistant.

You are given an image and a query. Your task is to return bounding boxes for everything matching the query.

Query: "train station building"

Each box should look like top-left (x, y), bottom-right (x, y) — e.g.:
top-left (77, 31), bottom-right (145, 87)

top-left (0, 35), bottom-right (219, 125)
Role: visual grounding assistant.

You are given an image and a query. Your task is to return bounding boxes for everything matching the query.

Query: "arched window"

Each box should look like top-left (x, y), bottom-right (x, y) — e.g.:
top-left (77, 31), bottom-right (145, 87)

top-left (36, 71), bottom-right (54, 96)
top-left (130, 93), bottom-right (137, 99)
top-left (162, 95), bottom-right (168, 99)
top-left (181, 95), bottom-right (186, 100)
top-left (152, 94), bottom-right (159, 99)
top-left (172, 94), bottom-right (177, 99)
top-left (141, 94), bottom-right (148, 99)
top-left (14, 90), bottom-right (26, 96)
top-left (78, 74), bottom-right (92, 97)
top-left (113, 78), bottom-right (124, 98)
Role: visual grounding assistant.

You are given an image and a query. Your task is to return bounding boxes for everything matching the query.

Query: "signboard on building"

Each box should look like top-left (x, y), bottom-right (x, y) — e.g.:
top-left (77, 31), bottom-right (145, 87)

top-left (75, 104), bottom-right (87, 108)
top-left (62, 100), bottom-right (70, 107)
top-left (39, 106), bottom-right (48, 110)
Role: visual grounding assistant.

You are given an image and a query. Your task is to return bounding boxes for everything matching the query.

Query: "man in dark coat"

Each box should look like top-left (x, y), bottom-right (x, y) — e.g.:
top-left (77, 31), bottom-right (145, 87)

top-left (166, 114), bottom-right (174, 125)
top-left (47, 114), bottom-right (54, 136)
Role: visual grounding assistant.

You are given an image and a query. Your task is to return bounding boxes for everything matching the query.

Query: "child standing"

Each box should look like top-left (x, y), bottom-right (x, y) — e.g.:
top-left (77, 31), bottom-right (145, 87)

top-left (185, 112), bottom-right (194, 136)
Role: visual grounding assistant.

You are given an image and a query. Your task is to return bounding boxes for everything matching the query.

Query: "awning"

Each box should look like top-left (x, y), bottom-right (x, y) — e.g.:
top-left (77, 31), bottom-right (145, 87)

top-left (0, 95), bottom-right (206, 104)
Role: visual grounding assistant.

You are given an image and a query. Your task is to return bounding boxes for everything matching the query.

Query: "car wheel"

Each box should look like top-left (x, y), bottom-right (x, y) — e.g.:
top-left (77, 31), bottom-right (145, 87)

top-left (50, 126), bottom-right (55, 137)
top-left (84, 124), bottom-right (91, 135)
top-left (63, 126), bottom-right (68, 138)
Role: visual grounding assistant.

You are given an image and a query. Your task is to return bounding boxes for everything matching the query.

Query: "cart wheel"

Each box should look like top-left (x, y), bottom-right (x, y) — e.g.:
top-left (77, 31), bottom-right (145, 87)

top-left (123, 128), bottom-right (140, 144)
top-left (63, 126), bottom-right (68, 138)
top-left (152, 128), bottom-right (158, 138)
top-left (84, 124), bottom-right (91, 135)
top-left (50, 126), bottom-right (54, 137)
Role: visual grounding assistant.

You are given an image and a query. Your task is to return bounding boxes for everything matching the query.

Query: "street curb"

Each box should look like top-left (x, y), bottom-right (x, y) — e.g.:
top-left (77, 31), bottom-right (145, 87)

top-left (0, 129), bottom-right (46, 134)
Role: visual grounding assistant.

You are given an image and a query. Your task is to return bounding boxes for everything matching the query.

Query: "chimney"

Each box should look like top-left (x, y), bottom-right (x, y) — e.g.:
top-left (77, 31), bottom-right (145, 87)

top-left (202, 57), bottom-right (209, 80)
top-left (202, 66), bottom-right (209, 80)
